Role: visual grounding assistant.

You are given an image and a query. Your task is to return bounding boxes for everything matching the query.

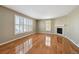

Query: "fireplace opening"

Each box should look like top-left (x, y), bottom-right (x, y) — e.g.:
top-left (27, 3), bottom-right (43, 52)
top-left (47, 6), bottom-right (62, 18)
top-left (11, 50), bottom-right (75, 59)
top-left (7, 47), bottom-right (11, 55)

top-left (57, 28), bottom-right (63, 34)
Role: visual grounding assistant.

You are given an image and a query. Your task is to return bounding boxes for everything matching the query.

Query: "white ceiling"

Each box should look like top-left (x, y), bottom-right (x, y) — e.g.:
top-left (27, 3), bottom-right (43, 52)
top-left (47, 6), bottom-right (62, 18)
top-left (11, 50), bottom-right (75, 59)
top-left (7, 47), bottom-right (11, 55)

top-left (3, 5), bottom-right (77, 19)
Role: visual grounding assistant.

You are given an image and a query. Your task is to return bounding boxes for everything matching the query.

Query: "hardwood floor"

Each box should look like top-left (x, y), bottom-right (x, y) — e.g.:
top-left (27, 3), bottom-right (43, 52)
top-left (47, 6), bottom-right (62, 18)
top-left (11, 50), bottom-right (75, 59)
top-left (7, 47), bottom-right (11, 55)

top-left (0, 33), bottom-right (79, 54)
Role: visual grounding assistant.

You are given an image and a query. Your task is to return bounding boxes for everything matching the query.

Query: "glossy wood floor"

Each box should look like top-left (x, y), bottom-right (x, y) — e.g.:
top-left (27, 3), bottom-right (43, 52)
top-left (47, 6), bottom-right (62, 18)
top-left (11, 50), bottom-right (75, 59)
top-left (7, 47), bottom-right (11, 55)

top-left (0, 33), bottom-right (79, 54)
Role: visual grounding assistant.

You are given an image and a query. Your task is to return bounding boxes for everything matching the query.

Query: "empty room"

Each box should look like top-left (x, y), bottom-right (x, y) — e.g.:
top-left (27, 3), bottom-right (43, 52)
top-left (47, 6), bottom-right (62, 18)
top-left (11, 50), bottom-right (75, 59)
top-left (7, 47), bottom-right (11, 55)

top-left (0, 5), bottom-right (79, 54)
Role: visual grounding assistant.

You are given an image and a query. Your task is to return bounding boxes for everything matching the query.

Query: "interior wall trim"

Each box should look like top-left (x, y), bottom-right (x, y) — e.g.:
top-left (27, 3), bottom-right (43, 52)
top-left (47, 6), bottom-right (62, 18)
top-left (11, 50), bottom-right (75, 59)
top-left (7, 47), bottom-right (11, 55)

top-left (37, 32), bottom-right (79, 47)
top-left (0, 33), bottom-right (36, 46)
top-left (53, 33), bottom-right (79, 48)
top-left (37, 32), bottom-right (53, 34)
top-left (1, 32), bottom-right (79, 48)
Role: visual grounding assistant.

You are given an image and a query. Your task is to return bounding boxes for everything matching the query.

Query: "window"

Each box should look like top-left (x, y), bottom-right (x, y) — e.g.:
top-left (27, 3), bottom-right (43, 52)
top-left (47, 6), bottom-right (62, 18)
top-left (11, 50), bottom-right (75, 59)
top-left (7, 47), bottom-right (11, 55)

top-left (15, 15), bottom-right (33, 34)
top-left (24, 18), bottom-right (27, 32)
top-left (28, 19), bottom-right (33, 32)
top-left (45, 20), bottom-right (51, 31)
top-left (15, 15), bottom-right (20, 34)
top-left (19, 16), bottom-right (24, 33)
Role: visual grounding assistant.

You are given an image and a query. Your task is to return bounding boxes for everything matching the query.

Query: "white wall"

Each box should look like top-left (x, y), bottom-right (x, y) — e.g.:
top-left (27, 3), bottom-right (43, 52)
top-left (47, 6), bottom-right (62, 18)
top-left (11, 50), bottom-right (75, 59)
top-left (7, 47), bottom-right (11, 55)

top-left (37, 7), bottom-right (79, 47)
top-left (0, 14), bottom-right (2, 40)
top-left (0, 6), bottom-right (36, 43)
top-left (54, 7), bottom-right (79, 46)
top-left (37, 20), bottom-right (55, 33)
top-left (1, 6), bottom-right (79, 47)
top-left (37, 20), bottom-right (45, 33)
top-left (54, 16), bottom-right (67, 35)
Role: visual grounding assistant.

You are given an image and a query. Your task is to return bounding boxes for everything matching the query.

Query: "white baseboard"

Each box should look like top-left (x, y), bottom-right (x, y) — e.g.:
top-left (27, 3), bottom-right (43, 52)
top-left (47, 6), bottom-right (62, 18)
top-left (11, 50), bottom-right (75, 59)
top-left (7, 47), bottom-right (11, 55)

top-left (0, 33), bottom-right (36, 45)
top-left (38, 32), bottom-right (79, 48)
top-left (53, 33), bottom-right (79, 48)
top-left (1, 32), bottom-right (79, 48)
top-left (37, 32), bottom-right (53, 34)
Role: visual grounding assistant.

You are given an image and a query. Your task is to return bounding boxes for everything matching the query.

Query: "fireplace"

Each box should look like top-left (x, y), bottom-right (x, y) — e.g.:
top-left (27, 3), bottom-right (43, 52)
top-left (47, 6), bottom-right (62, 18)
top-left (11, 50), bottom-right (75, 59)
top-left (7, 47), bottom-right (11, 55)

top-left (57, 28), bottom-right (63, 34)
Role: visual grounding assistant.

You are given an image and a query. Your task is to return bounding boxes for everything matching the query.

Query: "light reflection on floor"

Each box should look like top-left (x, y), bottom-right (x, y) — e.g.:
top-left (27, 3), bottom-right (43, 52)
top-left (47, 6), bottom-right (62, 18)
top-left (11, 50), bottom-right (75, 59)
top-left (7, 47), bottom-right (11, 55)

top-left (45, 36), bottom-right (51, 47)
top-left (16, 38), bottom-right (33, 54)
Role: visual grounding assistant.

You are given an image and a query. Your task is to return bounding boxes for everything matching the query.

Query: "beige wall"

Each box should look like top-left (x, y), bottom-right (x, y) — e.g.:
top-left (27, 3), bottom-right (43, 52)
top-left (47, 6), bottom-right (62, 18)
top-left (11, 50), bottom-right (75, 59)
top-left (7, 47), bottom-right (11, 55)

top-left (0, 6), bottom-right (36, 43)
top-left (37, 20), bottom-right (46, 33)
top-left (37, 20), bottom-right (55, 33)
top-left (54, 7), bottom-right (79, 46)
top-left (37, 7), bottom-right (79, 46)
top-left (54, 16), bottom-right (67, 35)
top-left (0, 14), bottom-right (2, 40)
top-left (0, 6), bottom-right (79, 46)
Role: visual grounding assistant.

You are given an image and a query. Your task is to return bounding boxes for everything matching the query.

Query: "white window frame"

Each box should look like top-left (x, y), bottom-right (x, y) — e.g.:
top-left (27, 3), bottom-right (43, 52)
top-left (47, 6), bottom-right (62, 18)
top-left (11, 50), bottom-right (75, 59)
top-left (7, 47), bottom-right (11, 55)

top-left (15, 15), bottom-right (33, 35)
